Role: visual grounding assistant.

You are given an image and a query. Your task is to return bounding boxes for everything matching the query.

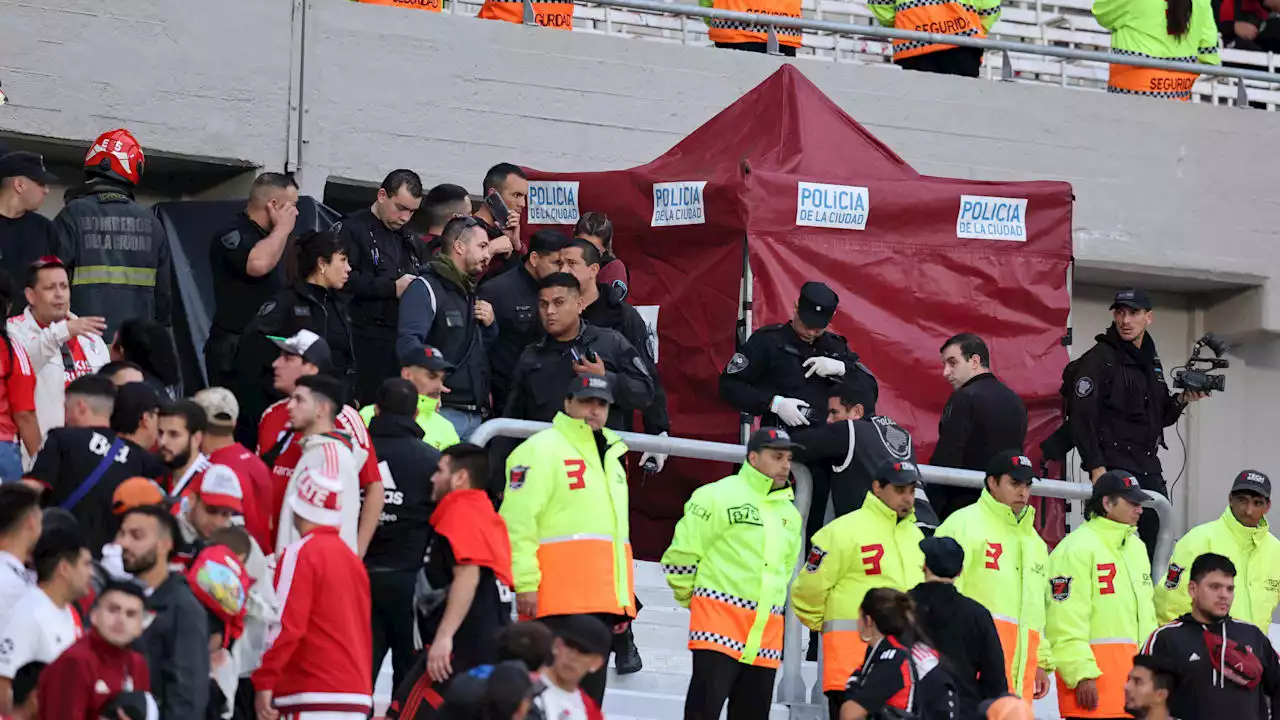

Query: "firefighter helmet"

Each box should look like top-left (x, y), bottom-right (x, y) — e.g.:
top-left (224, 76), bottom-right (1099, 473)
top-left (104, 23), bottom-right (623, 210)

top-left (84, 128), bottom-right (145, 186)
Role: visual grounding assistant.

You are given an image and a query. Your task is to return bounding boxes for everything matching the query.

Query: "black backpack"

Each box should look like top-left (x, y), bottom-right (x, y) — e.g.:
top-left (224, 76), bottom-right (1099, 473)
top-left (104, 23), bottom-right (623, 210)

top-left (1042, 343), bottom-right (1117, 462)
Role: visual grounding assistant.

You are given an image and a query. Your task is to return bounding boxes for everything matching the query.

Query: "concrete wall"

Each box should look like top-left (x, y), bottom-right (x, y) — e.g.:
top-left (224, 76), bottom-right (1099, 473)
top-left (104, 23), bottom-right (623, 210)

top-left (4, 0), bottom-right (1280, 534)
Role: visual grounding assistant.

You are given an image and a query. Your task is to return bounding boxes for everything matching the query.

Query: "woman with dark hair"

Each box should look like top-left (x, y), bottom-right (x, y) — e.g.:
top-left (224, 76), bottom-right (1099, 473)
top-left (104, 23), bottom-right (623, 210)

top-left (1093, 0), bottom-right (1219, 100)
top-left (232, 230), bottom-right (354, 443)
top-left (838, 588), bottom-right (957, 720)
top-left (573, 212), bottom-right (629, 298)
top-left (111, 318), bottom-right (182, 399)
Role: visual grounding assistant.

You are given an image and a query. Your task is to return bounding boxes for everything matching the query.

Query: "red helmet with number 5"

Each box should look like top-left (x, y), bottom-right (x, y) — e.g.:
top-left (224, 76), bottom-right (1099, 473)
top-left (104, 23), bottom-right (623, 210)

top-left (84, 128), bottom-right (145, 186)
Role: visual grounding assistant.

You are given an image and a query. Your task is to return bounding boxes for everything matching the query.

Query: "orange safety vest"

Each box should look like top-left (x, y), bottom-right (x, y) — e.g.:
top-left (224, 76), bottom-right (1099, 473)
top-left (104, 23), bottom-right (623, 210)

top-left (477, 0), bottom-right (574, 29)
top-left (1107, 51), bottom-right (1199, 100)
top-left (351, 0), bottom-right (445, 10)
top-left (704, 0), bottom-right (803, 48)
top-left (888, 0), bottom-right (986, 61)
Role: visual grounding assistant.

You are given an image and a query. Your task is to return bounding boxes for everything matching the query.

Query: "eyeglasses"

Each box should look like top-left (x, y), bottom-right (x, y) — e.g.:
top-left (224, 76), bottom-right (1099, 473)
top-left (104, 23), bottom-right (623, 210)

top-left (445, 214), bottom-right (482, 229)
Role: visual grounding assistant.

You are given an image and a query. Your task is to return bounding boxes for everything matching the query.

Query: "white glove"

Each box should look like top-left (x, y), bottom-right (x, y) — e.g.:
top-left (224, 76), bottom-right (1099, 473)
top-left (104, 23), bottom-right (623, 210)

top-left (771, 396), bottom-right (811, 426)
top-left (640, 431), bottom-right (669, 473)
top-left (802, 356), bottom-right (846, 379)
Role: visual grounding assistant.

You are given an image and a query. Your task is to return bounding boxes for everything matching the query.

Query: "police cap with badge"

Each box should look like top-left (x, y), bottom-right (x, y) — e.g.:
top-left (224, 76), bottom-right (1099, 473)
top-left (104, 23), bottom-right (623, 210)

top-left (797, 281), bottom-right (838, 329)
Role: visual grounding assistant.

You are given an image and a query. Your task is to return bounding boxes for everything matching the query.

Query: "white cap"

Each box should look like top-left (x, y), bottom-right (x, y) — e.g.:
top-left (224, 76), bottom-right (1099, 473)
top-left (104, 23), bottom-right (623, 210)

top-left (289, 468), bottom-right (343, 527)
top-left (196, 464), bottom-right (244, 512)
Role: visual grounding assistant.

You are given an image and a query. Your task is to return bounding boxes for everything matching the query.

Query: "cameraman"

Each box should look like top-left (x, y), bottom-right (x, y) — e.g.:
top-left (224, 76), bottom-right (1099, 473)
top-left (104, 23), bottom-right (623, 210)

top-left (1069, 288), bottom-right (1207, 558)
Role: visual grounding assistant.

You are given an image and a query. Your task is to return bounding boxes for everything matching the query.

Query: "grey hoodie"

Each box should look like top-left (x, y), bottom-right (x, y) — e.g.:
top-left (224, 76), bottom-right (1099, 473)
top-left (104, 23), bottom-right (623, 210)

top-left (135, 572), bottom-right (210, 718)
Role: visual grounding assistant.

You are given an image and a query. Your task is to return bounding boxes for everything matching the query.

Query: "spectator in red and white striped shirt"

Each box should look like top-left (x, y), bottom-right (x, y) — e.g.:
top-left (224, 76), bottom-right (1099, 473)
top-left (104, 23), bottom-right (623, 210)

top-left (0, 270), bottom-right (39, 480)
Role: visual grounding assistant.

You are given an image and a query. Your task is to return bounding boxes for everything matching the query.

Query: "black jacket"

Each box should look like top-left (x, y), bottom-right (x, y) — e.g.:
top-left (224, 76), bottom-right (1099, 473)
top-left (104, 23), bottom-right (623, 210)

top-left (719, 322), bottom-right (877, 428)
top-left (792, 416), bottom-right (919, 517)
top-left (1069, 325), bottom-right (1185, 476)
top-left (53, 179), bottom-right (172, 337)
top-left (582, 282), bottom-right (669, 434)
top-left (477, 262), bottom-right (543, 413)
top-left (135, 573), bottom-right (210, 719)
top-left (233, 283), bottom-right (356, 438)
top-left (503, 321), bottom-right (655, 430)
top-left (908, 582), bottom-right (1008, 718)
top-left (209, 211), bottom-right (283, 334)
top-left (397, 262), bottom-right (494, 410)
top-left (931, 373), bottom-right (1027, 472)
top-left (366, 413), bottom-right (442, 571)
top-left (1144, 613), bottom-right (1280, 720)
top-left (333, 208), bottom-right (423, 337)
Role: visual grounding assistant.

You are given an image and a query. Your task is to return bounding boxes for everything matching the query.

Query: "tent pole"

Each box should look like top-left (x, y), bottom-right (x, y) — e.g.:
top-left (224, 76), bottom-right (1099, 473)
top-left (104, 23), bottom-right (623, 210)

top-left (739, 236), bottom-right (753, 445)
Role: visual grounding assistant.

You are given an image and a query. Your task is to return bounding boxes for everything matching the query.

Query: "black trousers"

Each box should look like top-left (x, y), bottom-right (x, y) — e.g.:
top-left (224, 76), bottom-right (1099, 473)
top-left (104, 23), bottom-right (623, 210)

top-left (684, 649), bottom-right (776, 720)
top-left (897, 46), bottom-right (983, 77)
top-left (928, 485), bottom-right (982, 523)
top-left (370, 568), bottom-right (420, 693)
top-left (203, 326), bottom-right (240, 389)
top-left (714, 41), bottom-right (798, 57)
top-left (1133, 472), bottom-right (1167, 561)
top-left (353, 333), bottom-right (399, 407)
top-left (231, 676), bottom-right (255, 720)
top-left (805, 462), bottom-right (834, 550)
top-left (825, 690), bottom-right (846, 720)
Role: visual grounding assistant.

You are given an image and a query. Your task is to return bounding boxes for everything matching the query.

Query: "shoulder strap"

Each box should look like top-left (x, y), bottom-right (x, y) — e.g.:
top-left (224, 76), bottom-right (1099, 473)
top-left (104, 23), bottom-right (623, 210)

top-left (60, 438), bottom-right (126, 511)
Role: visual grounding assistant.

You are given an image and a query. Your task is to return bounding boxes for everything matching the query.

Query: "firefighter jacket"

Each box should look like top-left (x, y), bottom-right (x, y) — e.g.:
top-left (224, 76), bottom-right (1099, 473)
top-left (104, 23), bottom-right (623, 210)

top-left (501, 412), bottom-right (635, 619)
top-left (662, 463), bottom-right (802, 669)
top-left (698, 0), bottom-right (803, 48)
top-left (869, 0), bottom-right (999, 61)
top-left (1046, 515), bottom-right (1156, 718)
top-left (53, 180), bottom-right (172, 336)
top-left (791, 490), bottom-right (924, 690)
top-left (936, 489), bottom-right (1054, 700)
top-left (1094, 0), bottom-right (1219, 100)
top-left (1155, 508), bottom-right (1280, 629)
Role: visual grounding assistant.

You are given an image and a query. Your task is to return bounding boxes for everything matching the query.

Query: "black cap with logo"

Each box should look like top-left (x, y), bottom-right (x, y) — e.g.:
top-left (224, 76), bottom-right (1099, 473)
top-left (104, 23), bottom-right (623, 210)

top-left (567, 372), bottom-right (614, 404)
top-left (1091, 469), bottom-right (1148, 504)
top-left (876, 460), bottom-right (922, 487)
top-left (747, 427), bottom-right (805, 453)
top-left (0, 151), bottom-right (57, 184)
top-left (1110, 288), bottom-right (1153, 311)
top-left (797, 281), bottom-right (839, 329)
top-left (985, 449), bottom-right (1036, 483)
top-left (398, 342), bottom-right (455, 372)
top-left (1230, 469), bottom-right (1271, 500)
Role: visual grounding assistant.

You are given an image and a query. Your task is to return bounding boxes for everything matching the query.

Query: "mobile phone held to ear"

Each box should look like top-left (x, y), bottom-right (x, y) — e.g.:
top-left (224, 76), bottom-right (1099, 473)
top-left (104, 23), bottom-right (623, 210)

top-left (484, 189), bottom-right (511, 225)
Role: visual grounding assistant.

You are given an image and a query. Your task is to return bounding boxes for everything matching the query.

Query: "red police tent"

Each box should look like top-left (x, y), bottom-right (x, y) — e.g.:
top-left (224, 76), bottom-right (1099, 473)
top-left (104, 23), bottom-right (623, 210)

top-left (522, 64), bottom-right (1073, 559)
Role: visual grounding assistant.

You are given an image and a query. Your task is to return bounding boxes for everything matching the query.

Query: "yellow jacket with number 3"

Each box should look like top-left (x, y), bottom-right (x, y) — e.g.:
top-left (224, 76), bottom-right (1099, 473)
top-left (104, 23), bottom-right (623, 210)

top-left (936, 490), bottom-right (1054, 702)
top-left (1154, 508), bottom-right (1280, 628)
top-left (501, 412), bottom-right (635, 619)
top-left (661, 463), bottom-right (801, 669)
top-left (791, 491), bottom-right (924, 691)
top-left (1046, 515), bottom-right (1156, 719)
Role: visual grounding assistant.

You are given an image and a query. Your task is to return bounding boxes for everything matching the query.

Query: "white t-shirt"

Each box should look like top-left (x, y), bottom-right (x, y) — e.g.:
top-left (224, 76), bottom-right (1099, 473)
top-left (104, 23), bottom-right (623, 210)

top-left (535, 672), bottom-right (590, 720)
top-left (0, 551), bottom-right (33, 631)
top-left (0, 586), bottom-right (81, 678)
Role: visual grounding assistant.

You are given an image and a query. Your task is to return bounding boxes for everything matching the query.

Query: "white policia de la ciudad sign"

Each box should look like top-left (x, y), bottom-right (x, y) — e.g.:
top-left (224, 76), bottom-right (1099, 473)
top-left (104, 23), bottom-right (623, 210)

top-left (956, 195), bottom-right (1028, 241)
top-left (795, 182), bottom-right (869, 231)
top-left (652, 181), bottom-right (707, 227)
top-left (526, 181), bottom-right (580, 225)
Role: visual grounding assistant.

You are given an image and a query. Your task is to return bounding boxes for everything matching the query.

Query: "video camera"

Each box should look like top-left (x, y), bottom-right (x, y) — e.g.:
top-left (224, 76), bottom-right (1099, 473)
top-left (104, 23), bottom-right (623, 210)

top-left (1172, 333), bottom-right (1229, 393)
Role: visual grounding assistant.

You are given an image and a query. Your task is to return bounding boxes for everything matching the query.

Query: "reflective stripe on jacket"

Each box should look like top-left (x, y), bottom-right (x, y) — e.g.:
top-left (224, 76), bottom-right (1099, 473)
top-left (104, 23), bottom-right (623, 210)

top-left (791, 491), bottom-right (924, 690)
top-left (936, 489), bottom-right (1053, 701)
top-left (1154, 508), bottom-right (1280, 629)
top-left (661, 463), bottom-right (802, 668)
top-left (1093, 0), bottom-right (1219, 99)
top-left (1046, 515), bottom-right (1156, 718)
top-left (501, 413), bottom-right (635, 618)
top-left (477, 0), bottom-right (574, 28)
top-left (869, 0), bottom-right (997, 60)
top-left (698, 0), bottom-right (803, 47)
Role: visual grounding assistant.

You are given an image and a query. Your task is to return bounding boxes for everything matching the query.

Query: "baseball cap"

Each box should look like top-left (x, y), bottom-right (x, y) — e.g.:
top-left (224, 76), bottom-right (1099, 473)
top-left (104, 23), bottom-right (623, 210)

top-left (747, 426), bottom-right (805, 453)
top-left (920, 536), bottom-right (964, 579)
top-left (289, 468), bottom-right (343, 527)
top-left (111, 477), bottom-right (168, 515)
top-left (197, 465), bottom-right (244, 513)
top-left (100, 691), bottom-right (160, 720)
top-left (269, 329), bottom-right (333, 372)
top-left (399, 342), bottom-right (455, 372)
top-left (1110, 288), bottom-right (1153, 311)
top-left (483, 661), bottom-right (544, 717)
top-left (0, 151), bottom-right (57, 184)
top-left (1230, 469), bottom-right (1272, 500)
top-left (554, 614), bottom-right (613, 657)
top-left (876, 459), bottom-right (922, 487)
top-left (193, 387), bottom-right (239, 428)
top-left (111, 381), bottom-right (162, 432)
top-left (567, 372), bottom-right (614, 404)
top-left (1091, 469), bottom-right (1148, 505)
top-left (979, 695), bottom-right (1034, 720)
top-left (985, 450), bottom-right (1036, 483)
top-left (797, 281), bottom-right (839, 329)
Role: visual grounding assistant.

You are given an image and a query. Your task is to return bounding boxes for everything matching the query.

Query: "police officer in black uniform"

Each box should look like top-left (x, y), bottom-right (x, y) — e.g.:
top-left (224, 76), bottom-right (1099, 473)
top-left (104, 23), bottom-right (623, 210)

top-left (503, 273), bottom-right (654, 431)
top-left (53, 128), bottom-right (171, 337)
top-left (333, 169), bottom-right (424, 406)
top-left (478, 229), bottom-right (569, 413)
top-left (1069, 288), bottom-right (1206, 558)
top-left (205, 173), bottom-right (298, 388)
top-left (719, 281), bottom-right (877, 543)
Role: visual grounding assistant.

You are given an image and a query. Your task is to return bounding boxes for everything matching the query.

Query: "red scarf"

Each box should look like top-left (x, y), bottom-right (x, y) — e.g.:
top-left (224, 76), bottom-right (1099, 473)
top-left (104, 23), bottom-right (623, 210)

top-left (430, 489), bottom-right (514, 588)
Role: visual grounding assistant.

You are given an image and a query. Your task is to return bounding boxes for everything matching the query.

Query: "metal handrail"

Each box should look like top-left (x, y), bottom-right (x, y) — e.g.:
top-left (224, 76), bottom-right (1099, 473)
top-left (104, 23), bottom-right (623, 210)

top-left (468, 420), bottom-right (1176, 713)
top-left (571, 0), bottom-right (1280, 88)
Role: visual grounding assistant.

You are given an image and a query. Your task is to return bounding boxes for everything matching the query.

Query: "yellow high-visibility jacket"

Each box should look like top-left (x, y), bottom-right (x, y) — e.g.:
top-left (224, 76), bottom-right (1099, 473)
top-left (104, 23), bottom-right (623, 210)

top-left (1155, 508), bottom-right (1280, 628)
